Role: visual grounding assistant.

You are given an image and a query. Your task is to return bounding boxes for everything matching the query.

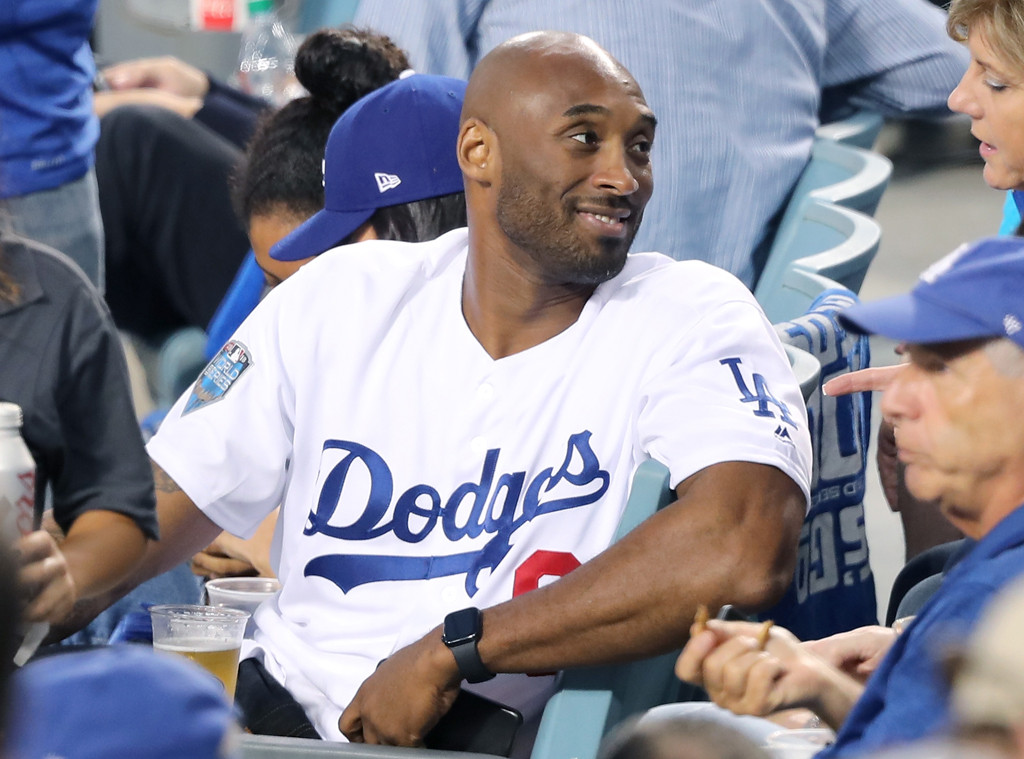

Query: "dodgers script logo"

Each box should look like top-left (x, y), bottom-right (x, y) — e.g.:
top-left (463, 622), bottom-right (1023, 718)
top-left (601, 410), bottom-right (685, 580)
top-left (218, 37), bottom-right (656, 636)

top-left (183, 340), bottom-right (253, 415)
top-left (303, 431), bottom-right (609, 596)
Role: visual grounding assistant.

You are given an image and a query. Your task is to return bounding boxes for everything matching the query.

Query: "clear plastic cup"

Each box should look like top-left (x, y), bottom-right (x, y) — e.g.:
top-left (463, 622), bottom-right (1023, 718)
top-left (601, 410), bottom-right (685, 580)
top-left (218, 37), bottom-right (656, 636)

top-left (205, 576), bottom-right (281, 636)
top-left (149, 604), bottom-right (250, 699)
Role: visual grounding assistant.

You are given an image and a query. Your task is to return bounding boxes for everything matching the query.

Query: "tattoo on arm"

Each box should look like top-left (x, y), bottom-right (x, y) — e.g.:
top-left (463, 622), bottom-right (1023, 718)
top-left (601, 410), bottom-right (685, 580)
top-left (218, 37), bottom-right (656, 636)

top-left (151, 461), bottom-right (182, 494)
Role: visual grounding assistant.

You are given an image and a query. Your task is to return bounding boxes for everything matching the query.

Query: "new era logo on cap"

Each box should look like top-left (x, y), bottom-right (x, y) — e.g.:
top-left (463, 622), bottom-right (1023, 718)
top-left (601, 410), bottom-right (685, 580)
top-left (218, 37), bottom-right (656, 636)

top-left (375, 172), bottom-right (402, 193)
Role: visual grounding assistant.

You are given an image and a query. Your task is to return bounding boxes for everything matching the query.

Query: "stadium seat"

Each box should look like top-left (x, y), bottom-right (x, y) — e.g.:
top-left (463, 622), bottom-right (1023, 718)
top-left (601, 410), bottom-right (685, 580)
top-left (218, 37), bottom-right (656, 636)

top-left (755, 199), bottom-right (882, 323)
top-left (783, 343), bottom-right (822, 405)
top-left (241, 735), bottom-right (491, 759)
top-left (815, 109), bottom-right (885, 150)
top-left (791, 139), bottom-right (892, 218)
top-left (530, 459), bottom-right (678, 759)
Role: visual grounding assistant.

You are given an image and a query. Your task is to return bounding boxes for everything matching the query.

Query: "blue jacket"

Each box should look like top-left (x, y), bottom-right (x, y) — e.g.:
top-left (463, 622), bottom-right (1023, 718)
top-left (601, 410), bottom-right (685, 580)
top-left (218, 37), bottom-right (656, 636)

top-left (0, 0), bottom-right (99, 198)
top-left (820, 504), bottom-right (1024, 757)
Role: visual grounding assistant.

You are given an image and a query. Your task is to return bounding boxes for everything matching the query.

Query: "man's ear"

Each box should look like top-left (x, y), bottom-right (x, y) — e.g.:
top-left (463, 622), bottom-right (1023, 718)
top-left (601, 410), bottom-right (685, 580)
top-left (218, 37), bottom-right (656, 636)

top-left (458, 118), bottom-right (496, 186)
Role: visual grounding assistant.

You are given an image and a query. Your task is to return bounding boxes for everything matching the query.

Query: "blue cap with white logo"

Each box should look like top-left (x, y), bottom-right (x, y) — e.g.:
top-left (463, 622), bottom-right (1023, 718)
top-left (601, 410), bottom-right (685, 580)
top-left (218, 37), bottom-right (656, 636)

top-left (839, 236), bottom-right (1024, 348)
top-left (6, 646), bottom-right (241, 759)
top-left (270, 73), bottom-right (467, 262)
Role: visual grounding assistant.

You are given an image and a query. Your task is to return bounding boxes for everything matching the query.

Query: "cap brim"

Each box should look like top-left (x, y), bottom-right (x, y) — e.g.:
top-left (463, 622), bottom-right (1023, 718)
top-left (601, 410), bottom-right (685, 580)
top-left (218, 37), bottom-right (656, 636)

top-left (270, 206), bottom-right (374, 262)
top-left (839, 292), bottom-right (999, 344)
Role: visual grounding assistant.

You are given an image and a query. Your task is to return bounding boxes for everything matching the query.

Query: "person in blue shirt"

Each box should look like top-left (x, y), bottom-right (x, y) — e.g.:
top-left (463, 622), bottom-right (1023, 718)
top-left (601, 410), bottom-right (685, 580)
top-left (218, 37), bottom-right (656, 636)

top-left (675, 235), bottom-right (1024, 758)
top-left (0, 0), bottom-right (104, 289)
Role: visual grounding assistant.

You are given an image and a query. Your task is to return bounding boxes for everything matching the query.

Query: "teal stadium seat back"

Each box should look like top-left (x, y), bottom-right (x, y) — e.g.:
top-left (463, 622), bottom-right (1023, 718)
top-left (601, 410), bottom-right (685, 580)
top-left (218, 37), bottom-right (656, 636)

top-left (814, 109), bottom-right (884, 150)
top-left (530, 459), bottom-right (677, 759)
top-left (241, 735), bottom-right (496, 759)
top-left (756, 199), bottom-right (881, 323)
top-left (783, 343), bottom-right (822, 405)
top-left (298, 0), bottom-right (361, 32)
top-left (754, 136), bottom-right (890, 323)
top-left (791, 139), bottom-right (892, 217)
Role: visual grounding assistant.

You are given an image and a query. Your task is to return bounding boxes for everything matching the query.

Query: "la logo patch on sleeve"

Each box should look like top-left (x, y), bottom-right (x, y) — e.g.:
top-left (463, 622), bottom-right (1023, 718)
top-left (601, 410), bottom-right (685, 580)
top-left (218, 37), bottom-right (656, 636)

top-left (183, 340), bottom-right (253, 415)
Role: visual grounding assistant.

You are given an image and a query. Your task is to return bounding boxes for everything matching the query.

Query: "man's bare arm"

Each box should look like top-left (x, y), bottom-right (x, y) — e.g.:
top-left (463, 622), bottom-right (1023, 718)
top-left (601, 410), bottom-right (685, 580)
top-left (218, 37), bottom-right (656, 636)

top-left (50, 459), bottom-right (223, 638)
top-left (477, 461), bottom-right (804, 670)
top-left (19, 510), bottom-right (149, 624)
top-left (340, 460), bottom-right (805, 744)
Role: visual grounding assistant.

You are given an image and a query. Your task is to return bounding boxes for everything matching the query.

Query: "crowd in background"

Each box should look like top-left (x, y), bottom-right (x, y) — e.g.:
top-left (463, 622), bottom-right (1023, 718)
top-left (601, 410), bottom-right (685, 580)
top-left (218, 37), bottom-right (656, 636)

top-left (6, 1), bottom-right (1024, 759)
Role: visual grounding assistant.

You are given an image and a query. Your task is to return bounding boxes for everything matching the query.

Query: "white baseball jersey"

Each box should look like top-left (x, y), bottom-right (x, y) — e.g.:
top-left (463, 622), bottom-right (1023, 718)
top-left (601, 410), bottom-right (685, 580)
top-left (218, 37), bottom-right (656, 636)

top-left (148, 227), bottom-right (811, 740)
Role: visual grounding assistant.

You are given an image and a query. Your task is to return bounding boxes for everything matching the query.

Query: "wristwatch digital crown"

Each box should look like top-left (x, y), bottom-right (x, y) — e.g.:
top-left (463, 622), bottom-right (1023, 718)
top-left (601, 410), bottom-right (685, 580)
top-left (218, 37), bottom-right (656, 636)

top-left (442, 607), bottom-right (495, 683)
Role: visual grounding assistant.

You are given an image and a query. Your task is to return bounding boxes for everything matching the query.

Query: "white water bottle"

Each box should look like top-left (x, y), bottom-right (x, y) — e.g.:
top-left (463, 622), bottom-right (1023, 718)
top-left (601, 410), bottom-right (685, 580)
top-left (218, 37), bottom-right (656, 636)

top-left (236, 0), bottom-right (301, 107)
top-left (0, 402), bottom-right (50, 665)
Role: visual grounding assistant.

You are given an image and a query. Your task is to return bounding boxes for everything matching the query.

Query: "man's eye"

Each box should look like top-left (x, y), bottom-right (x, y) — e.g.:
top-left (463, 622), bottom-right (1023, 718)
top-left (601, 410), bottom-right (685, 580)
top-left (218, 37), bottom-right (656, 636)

top-left (570, 131), bottom-right (598, 145)
top-left (631, 139), bottom-right (652, 154)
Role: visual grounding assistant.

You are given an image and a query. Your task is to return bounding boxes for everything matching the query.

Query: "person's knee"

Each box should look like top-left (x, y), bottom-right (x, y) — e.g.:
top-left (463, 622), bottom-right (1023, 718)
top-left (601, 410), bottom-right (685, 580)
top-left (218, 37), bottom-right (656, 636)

top-left (97, 105), bottom-right (193, 178)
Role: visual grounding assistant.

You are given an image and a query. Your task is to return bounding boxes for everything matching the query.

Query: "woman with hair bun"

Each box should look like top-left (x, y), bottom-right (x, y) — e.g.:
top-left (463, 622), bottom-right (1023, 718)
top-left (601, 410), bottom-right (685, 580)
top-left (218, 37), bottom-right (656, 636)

top-left (94, 27), bottom-right (410, 345)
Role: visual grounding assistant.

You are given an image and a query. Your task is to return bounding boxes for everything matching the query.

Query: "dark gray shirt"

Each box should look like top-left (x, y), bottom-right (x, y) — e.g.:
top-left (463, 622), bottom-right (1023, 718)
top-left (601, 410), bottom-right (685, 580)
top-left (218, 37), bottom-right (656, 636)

top-left (0, 232), bottom-right (157, 537)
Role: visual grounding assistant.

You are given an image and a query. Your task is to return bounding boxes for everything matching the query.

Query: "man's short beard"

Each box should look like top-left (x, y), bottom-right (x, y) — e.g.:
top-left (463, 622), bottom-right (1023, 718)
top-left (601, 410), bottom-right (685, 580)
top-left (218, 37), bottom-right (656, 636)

top-left (495, 168), bottom-right (634, 286)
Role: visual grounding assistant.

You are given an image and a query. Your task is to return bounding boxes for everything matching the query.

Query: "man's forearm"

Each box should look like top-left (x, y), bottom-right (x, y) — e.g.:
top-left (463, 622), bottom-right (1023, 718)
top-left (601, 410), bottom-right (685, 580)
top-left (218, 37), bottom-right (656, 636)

top-left (51, 462), bottom-right (223, 639)
top-left (61, 511), bottom-right (148, 600)
top-left (475, 462), bottom-right (805, 675)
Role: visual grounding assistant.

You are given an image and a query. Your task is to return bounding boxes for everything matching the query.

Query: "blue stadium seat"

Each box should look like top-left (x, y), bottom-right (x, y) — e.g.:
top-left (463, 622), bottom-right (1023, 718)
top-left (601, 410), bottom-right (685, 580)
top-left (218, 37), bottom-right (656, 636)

top-left (815, 109), bottom-right (884, 150)
top-left (790, 139), bottom-right (892, 218)
top-left (241, 736), bottom-right (494, 759)
top-left (755, 199), bottom-right (881, 323)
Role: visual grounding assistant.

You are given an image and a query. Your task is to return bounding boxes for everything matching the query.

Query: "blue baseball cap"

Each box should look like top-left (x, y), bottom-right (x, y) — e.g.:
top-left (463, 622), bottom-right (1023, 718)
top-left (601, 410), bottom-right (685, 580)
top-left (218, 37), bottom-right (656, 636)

top-left (6, 646), bottom-right (241, 759)
top-left (839, 236), bottom-right (1024, 349)
top-left (271, 73), bottom-right (467, 262)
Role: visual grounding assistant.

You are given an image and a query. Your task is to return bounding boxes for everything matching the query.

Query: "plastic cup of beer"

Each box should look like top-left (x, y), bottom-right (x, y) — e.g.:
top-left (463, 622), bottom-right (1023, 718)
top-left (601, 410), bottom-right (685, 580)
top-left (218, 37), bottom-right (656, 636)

top-left (149, 604), bottom-right (250, 699)
top-left (205, 576), bottom-right (281, 636)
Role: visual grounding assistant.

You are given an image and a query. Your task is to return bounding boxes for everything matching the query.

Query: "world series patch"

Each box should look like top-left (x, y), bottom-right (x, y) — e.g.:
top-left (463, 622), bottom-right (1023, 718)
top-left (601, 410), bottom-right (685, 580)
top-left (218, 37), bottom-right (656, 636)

top-left (183, 340), bottom-right (253, 415)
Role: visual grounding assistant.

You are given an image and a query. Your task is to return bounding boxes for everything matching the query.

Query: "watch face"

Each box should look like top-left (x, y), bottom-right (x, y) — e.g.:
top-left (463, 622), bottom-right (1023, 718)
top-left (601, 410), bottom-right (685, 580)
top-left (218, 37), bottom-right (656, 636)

top-left (444, 608), bottom-right (481, 646)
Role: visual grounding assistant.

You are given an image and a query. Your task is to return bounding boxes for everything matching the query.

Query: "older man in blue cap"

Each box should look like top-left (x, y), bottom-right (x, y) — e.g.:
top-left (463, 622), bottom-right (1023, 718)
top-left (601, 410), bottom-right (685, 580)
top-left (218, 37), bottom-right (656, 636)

top-left (675, 236), bottom-right (1024, 758)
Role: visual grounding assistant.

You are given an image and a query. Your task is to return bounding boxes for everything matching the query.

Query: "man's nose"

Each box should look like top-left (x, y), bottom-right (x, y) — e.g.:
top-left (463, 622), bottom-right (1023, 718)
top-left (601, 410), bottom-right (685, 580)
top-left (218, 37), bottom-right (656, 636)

top-left (592, 147), bottom-right (640, 195)
top-left (880, 370), bottom-right (915, 425)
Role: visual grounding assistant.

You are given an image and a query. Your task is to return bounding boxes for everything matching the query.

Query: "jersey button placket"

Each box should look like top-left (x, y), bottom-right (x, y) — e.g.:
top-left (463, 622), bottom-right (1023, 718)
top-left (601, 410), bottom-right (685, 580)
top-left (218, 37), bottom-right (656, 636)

top-left (469, 380), bottom-right (496, 455)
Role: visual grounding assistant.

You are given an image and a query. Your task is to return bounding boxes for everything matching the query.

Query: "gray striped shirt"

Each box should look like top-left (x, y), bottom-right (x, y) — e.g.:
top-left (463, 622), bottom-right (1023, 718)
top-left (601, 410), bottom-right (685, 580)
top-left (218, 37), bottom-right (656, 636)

top-left (356, 0), bottom-right (966, 286)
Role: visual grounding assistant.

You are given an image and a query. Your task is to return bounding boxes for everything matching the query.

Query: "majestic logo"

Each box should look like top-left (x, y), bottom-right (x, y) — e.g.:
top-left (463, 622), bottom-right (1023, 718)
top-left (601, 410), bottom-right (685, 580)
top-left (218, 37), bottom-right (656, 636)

top-left (375, 172), bottom-right (402, 193)
top-left (303, 431), bottom-right (609, 596)
top-left (774, 425), bottom-right (794, 445)
top-left (183, 340), bottom-right (253, 415)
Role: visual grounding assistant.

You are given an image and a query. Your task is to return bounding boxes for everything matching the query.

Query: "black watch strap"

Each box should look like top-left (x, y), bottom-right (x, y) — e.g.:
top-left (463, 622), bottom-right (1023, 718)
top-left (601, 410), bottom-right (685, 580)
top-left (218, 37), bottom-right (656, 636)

top-left (442, 608), bottom-right (495, 684)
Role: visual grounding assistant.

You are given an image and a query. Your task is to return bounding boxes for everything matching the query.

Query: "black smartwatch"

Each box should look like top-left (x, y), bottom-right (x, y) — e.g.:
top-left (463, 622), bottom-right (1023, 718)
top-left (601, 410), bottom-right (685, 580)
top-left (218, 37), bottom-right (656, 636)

top-left (442, 607), bottom-right (495, 683)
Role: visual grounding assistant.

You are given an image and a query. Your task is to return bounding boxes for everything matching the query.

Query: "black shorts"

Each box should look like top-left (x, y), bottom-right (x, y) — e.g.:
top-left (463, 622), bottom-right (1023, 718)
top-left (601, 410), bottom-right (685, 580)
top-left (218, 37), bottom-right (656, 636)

top-left (236, 657), bottom-right (322, 739)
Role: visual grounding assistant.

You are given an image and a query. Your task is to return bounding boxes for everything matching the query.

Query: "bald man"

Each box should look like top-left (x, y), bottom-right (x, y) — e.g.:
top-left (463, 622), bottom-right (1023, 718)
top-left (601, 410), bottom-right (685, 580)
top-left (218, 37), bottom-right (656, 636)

top-left (80, 33), bottom-right (811, 749)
